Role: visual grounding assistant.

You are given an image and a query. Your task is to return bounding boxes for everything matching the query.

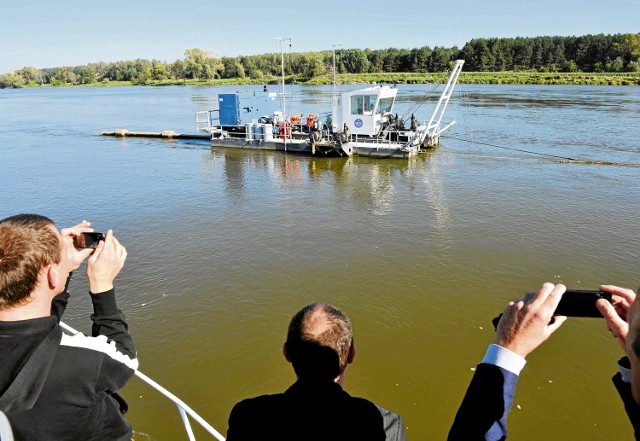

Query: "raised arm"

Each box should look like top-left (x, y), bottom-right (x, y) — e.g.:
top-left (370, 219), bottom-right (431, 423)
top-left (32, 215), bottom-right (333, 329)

top-left (86, 229), bottom-right (136, 359)
top-left (597, 285), bottom-right (640, 438)
top-left (51, 220), bottom-right (94, 320)
top-left (449, 283), bottom-right (566, 440)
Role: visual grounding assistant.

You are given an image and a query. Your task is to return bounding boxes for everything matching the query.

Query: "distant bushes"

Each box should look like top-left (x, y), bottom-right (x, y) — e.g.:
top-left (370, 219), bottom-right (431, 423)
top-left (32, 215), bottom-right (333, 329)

top-left (2, 33), bottom-right (640, 89)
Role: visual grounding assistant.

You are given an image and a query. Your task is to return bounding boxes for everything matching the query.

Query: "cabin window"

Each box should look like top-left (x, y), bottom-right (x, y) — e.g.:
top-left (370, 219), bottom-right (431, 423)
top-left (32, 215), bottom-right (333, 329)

top-left (378, 97), bottom-right (393, 115)
top-left (350, 95), bottom-right (377, 115)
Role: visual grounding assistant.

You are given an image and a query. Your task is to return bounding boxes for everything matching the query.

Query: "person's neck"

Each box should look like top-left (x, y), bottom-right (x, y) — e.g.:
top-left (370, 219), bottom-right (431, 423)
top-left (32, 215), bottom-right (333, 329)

top-left (0, 291), bottom-right (53, 322)
top-left (296, 372), bottom-right (346, 386)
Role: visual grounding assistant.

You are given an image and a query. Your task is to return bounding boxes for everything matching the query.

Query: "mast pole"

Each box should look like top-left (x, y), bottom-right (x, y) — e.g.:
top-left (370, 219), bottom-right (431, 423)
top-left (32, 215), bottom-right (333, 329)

top-left (331, 44), bottom-right (341, 133)
top-left (276, 37), bottom-right (291, 151)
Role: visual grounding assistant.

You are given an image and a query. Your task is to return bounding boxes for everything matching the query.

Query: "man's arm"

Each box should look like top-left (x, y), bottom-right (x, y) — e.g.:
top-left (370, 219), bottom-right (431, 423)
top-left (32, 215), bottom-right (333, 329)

top-left (375, 405), bottom-right (407, 441)
top-left (449, 364), bottom-right (516, 441)
top-left (90, 288), bottom-right (136, 359)
top-left (611, 357), bottom-right (640, 440)
top-left (597, 285), bottom-right (640, 438)
top-left (448, 345), bottom-right (524, 441)
top-left (61, 229), bottom-right (137, 410)
top-left (51, 220), bottom-right (95, 320)
top-left (449, 283), bottom-right (566, 440)
top-left (86, 230), bottom-right (136, 359)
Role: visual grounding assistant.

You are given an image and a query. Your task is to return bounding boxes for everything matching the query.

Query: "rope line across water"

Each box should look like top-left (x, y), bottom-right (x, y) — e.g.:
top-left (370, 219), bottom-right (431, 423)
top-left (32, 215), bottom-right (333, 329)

top-left (444, 135), bottom-right (640, 168)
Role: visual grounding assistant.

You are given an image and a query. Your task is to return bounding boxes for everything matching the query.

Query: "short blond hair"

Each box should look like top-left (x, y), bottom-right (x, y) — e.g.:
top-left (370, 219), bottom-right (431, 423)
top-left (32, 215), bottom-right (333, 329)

top-left (0, 214), bottom-right (60, 309)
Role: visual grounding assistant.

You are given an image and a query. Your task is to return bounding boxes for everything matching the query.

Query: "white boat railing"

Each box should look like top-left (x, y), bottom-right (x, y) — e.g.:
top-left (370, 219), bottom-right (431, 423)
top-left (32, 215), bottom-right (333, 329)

top-left (59, 321), bottom-right (226, 441)
top-left (196, 110), bottom-right (219, 133)
top-left (0, 410), bottom-right (14, 441)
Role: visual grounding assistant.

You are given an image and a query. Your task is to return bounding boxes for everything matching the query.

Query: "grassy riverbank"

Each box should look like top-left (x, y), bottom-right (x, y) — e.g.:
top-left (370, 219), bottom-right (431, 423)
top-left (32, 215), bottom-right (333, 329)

top-left (15, 71), bottom-right (640, 88)
top-left (130, 71), bottom-right (640, 86)
top-left (304, 71), bottom-right (640, 86)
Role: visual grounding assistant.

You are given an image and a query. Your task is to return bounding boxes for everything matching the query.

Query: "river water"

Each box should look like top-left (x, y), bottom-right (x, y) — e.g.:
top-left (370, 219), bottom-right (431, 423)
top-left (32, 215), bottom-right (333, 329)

top-left (1, 83), bottom-right (640, 440)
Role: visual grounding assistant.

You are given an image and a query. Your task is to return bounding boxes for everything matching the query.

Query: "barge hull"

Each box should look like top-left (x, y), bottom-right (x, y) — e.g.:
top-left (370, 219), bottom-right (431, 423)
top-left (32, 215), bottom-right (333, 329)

top-left (210, 138), bottom-right (313, 154)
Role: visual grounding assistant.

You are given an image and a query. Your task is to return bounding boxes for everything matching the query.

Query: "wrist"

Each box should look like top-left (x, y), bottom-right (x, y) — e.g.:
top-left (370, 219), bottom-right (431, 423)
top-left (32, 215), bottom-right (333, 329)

top-left (89, 281), bottom-right (114, 294)
top-left (494, 334), bottom-right (536, 359)
top-left (483, 344), bottom-right (527, 375)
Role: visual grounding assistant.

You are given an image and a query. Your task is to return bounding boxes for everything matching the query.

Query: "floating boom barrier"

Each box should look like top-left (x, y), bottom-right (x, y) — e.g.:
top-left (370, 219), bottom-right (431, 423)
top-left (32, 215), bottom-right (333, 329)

top-left (102, 129), bottom-right (210, 140)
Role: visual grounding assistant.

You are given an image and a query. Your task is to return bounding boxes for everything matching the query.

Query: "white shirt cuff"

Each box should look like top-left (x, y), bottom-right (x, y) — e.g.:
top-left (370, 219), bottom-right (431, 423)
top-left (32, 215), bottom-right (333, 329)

top-left (481, 344), bottom-right (527, 376)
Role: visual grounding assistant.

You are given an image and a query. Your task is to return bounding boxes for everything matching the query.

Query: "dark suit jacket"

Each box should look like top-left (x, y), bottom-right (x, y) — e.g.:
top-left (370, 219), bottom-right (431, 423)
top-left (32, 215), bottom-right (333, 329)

top-left (448, 363), bottom-right (518, 441)
top-left (450, 360), bottom-right (640, 440)
top-left (227, 379), bottom-right (406, 441)
top-left (613, 367), bottom-right (640, 440)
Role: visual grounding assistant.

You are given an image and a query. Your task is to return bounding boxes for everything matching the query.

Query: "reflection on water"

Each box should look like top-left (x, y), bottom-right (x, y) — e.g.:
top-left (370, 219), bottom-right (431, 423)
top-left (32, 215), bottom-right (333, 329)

top-left (201, 150), bottom-right (452, 222)
top-left (423, 154), bottom-right (453, 252)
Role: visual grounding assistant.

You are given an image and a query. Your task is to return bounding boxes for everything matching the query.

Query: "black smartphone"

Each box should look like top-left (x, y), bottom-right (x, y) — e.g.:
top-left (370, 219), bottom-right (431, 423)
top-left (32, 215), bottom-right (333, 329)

top-left (492, 289), bottom-right (613, 330)
top-left (74, 232), bottom-right (105, 249)
top-left (555, 290), bottom-right (612, 317)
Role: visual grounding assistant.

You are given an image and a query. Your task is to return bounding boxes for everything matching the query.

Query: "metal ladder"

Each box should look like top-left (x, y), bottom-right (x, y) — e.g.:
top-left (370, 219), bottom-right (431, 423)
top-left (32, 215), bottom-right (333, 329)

top-left (421, 59), bottom-right (465, 146)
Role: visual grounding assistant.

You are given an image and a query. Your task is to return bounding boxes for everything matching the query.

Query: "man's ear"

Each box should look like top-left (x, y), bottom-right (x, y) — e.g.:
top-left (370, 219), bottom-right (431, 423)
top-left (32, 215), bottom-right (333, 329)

top-left (283, 342), bottom-right (292, 363)
top-left (347, 341), bottom-right (356, 364)
top-left (46, 263), bottom-right (62, 291)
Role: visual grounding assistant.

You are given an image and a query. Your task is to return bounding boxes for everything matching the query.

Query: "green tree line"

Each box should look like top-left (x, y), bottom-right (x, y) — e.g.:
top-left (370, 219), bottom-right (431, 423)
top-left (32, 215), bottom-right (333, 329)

top-left (2, 33), bottom-right (639, 89)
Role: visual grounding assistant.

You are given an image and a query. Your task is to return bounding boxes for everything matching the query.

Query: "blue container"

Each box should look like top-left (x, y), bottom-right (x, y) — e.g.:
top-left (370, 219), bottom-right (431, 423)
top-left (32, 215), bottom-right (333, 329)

top-left (219, 94), bottom-right (240, 125)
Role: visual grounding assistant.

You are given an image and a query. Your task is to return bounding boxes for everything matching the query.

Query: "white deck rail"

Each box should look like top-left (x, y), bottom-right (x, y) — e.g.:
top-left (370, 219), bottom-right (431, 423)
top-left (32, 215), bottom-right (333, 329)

top-left (59, 321), bottom-right (226, 441)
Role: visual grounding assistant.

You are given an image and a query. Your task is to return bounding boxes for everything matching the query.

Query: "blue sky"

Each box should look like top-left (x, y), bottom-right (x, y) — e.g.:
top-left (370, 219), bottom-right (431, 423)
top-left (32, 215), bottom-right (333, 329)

top-left (2, 0), bottom-right (638, 74)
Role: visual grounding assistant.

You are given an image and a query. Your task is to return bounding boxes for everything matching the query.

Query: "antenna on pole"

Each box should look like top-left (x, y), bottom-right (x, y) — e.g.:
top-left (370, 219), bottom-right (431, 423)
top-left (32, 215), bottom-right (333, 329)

top-left (276, 37), bottom-right (292, 151)
top-left (332, 44), bottom-right (342, 90)
top-left (331, 44), bottom-right (342, 134)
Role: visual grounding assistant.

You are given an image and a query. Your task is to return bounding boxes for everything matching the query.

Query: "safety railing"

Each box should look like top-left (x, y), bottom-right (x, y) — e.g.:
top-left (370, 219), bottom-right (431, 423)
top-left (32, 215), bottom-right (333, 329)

top-left (59, 321), bottom-right (226, 441)
top-left (195, 110), bottom-right (219, 133)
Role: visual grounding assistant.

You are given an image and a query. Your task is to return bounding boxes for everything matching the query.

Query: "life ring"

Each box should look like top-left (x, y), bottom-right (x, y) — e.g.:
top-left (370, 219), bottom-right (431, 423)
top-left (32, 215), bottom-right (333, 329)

top-left (279, 123), bottom-right (291, 139)
top-left (289, 115), bottom-right (300, 125)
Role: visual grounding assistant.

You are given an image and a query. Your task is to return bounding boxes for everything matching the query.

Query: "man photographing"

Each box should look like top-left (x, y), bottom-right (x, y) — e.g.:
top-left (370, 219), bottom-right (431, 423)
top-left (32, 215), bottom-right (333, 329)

top-left (0, 214), bottom-right (137, 441)
top-left (449, 282), bottom-right (640, 440)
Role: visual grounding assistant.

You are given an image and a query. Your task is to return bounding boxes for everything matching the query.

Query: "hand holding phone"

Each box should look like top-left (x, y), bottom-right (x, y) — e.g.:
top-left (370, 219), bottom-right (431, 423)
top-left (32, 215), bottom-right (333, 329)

top-left (86, 230), bottom-right (127, 294)
top-left (492, 289), bottom-right (613, 330)
top-left (74, 232), bottom-right (105, 249)
top-left (492, 282), bottom-right (567, 358)
top-left (554, 290), bottom-right (612, 317)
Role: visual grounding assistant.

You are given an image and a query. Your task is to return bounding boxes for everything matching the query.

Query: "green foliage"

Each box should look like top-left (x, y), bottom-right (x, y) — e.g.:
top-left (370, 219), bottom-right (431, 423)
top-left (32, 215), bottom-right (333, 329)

top-left (74, 66), bottom-right (96, 84)
top-left (0, 73), bottom-right (25, 88)
top-left (562, 60), bottom-right (580, 72)
top-left (2, 32), bottom-right (640, 89)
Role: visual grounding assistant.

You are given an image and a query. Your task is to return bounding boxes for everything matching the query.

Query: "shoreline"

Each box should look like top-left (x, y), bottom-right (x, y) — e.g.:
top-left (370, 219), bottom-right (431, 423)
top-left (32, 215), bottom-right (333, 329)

top-left (6, 71), bottom-right (640, 89)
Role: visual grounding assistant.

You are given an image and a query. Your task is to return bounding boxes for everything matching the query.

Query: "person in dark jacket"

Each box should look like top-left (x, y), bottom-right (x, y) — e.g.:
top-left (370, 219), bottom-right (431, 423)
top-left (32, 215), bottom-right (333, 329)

top-left (227, 302), bottom-right (406, 441)
top-left (449, 282), bottom-right (640, 440)
top-left (0, 214), bottom-right (137, 441)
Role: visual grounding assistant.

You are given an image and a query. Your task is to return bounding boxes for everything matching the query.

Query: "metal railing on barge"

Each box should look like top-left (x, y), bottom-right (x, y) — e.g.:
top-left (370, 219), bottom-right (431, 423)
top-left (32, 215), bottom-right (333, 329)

top-left (59, 321), bottom-right (226, 441)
